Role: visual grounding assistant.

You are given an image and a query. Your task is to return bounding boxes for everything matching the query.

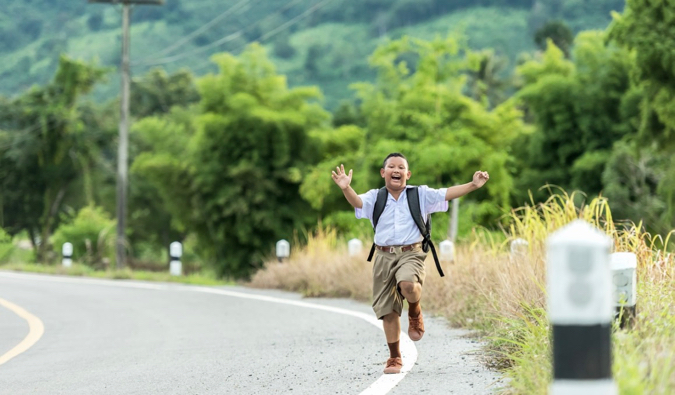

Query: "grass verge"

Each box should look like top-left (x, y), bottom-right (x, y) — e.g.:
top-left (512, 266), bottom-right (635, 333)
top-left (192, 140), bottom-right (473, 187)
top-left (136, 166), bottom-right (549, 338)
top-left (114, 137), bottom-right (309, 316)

top-left (0, 262), bottom-right (232, 286)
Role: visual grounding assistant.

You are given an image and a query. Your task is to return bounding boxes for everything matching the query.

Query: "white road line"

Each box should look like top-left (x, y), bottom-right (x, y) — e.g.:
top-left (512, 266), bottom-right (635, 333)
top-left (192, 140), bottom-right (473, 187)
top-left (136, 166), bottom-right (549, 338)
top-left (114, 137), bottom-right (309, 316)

top-left (0, 271), bottom-right (416, 394)
top-left (184, 286), bottom-right (418, 395)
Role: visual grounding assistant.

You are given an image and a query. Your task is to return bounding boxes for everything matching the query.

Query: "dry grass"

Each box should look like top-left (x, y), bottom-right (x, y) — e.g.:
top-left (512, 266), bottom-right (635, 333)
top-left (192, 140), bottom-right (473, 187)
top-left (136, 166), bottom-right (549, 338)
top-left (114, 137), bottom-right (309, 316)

top-left (249, 227), bottom-right (373, 301)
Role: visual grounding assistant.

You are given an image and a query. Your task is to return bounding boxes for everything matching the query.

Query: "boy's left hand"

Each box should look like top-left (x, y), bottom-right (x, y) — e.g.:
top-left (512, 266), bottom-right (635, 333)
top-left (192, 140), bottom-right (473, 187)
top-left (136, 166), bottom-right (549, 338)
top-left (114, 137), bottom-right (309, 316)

top-left (472, 171), bottom-right (489, 188)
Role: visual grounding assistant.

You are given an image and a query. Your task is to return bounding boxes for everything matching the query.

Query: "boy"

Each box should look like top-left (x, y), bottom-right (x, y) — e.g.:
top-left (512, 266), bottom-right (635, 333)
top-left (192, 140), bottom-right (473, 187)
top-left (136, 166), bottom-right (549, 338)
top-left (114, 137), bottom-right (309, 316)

top-left (331, 153), bottom-right (489, 374)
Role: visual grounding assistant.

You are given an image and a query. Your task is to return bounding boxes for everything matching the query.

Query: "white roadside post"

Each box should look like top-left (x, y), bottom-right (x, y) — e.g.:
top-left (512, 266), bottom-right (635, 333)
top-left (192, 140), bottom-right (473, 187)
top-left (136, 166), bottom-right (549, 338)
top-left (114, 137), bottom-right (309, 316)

top-left (276, 239), bottom-right (290, 263)
top-left (169, 241), bottom-right (182, 276)
top-left (439, 239), bottom-right (454, 262)
top-left (62, 242), bottom-right (73, 268)
top-left (547, 220), bottom-right (616, 395)
top-left (610, 252), bottom-right (637, 328)
top-left (348, 238), bottom-right (363, 257)
top-left (510, 238), bottom-right (528, 257)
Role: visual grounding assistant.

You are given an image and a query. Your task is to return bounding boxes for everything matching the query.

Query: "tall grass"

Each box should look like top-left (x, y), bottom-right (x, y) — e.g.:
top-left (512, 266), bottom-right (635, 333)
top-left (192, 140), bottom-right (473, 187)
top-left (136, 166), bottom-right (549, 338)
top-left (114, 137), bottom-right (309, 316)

top-left (248, 191), bottom-right (674, 394)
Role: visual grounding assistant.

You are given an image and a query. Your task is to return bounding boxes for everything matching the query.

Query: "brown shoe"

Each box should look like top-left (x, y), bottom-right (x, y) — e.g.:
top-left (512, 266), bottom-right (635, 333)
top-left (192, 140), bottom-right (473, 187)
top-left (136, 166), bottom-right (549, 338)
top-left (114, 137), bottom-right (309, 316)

top-left (408, 311), bottom-right (425, 341)
top-left (383, 357), bottom-right (403, 374)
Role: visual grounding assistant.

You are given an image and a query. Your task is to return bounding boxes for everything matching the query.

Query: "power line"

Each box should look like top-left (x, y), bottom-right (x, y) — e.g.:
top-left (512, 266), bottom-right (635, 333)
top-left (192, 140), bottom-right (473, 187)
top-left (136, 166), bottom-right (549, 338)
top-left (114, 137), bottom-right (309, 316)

top-left (133, 31), bottom-right (244, 66)
top-left (191, 0), bottom-right (337, 73)
top-left (132, 0), bottom-right (308, 68)
top-left (135, 0), bottom-right (256, 63)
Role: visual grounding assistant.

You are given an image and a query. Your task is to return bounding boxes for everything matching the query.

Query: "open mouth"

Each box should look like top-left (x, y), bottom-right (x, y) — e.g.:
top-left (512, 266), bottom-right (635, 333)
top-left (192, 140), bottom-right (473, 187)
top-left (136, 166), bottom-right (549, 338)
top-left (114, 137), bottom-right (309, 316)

top-left (391, 175), bottom-right (402, 181)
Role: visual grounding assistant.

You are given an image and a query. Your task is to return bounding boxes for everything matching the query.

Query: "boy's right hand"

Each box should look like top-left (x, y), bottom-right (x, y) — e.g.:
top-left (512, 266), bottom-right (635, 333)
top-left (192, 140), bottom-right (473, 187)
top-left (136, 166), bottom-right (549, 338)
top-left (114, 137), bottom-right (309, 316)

top-left (331, 164), bottom-right (353, 190)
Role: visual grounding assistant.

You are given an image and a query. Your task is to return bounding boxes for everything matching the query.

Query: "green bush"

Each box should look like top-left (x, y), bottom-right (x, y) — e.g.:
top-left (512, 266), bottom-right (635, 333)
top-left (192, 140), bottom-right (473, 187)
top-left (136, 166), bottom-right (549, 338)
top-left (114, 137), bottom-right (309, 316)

top-left (51, 206), bottom-right (115, 267)
top-left (0, 227), bottom-right (13, 263)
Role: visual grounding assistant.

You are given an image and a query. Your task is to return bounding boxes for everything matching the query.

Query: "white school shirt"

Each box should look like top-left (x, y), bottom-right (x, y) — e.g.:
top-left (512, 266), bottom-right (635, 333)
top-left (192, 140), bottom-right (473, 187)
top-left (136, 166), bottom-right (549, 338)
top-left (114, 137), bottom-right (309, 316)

top-left (355, 185), bottom-right (448, 246)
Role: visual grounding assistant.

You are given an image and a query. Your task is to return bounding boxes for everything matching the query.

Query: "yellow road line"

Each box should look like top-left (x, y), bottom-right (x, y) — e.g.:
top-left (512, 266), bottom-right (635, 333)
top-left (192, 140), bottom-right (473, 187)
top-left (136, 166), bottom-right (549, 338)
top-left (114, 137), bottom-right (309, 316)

top-left (0, 298), bottom-right (45, 366)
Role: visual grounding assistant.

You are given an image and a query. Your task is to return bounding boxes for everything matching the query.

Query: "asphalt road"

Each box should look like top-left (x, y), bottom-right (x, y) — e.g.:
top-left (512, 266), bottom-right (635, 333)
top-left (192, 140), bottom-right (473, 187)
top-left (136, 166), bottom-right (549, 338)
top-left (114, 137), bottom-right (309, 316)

top-left (0, 271), bottom-right (500, 394)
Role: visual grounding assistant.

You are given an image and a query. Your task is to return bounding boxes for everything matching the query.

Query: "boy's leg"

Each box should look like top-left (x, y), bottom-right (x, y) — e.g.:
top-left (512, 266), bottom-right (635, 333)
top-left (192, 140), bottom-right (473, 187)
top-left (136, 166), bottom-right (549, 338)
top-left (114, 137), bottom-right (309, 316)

top-left (395, 248), bottom-right (427, 341)
top-left (372, 252), bottom-right (405, 374)
top-left (399, 281), bottom-right (422, 310)
top-left (382, 312), bottom-right (403, 374)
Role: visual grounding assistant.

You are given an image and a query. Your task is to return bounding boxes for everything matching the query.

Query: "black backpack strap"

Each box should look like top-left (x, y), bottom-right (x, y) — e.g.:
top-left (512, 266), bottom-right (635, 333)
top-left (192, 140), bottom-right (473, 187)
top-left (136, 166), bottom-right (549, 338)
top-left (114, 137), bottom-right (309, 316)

top-left (367, 187), bottom-right (389, 262)
top-left (406, 187), bottom-right (445, 277)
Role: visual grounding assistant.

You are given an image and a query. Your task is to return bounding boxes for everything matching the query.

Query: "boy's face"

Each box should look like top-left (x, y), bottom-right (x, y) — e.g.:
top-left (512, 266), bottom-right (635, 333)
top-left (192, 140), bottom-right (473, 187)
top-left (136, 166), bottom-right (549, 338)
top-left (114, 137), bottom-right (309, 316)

top-left (380, 156), bottom-right (411, 191)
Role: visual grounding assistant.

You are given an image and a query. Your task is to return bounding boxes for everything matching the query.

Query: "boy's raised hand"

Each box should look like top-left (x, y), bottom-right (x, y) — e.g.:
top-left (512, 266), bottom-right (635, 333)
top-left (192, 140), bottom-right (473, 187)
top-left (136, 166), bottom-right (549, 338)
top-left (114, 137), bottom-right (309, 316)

top-left (472, 170), bottom-right (490, 188)
top-left (331, 164), bottom-right (353, 190)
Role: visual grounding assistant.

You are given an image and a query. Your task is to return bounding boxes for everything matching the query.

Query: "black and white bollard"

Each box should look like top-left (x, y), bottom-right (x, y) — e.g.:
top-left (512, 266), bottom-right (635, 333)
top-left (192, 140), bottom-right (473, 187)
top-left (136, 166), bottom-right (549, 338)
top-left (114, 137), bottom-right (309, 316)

top-left (169, 241), bottom-right (182, 276)
top-left (547, 220), bottom-right (617, 395)
top-left (276, 239), bottom-right (290, 263)
top-left (62, 242), bottom-right (73, 268)
top-left (610, 252), bottom-right (637, 329)
top-left (439, 239), bottom-right (454, 262)
top-left (348, 238), bottom-right (363, 257)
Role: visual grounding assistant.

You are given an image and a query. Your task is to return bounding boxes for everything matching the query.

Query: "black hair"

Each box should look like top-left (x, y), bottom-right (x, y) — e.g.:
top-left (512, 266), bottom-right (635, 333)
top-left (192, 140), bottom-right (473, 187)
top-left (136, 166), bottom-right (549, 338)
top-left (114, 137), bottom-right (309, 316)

top-left (382, 153), bottom-right (408, 168)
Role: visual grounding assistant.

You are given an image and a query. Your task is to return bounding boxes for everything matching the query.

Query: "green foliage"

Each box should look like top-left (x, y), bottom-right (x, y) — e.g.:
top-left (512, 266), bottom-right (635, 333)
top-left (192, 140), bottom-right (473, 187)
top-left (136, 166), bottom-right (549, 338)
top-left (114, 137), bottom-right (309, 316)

top-left (132, 44), bottom-right (329, 277)
top-left (609, 0), bottom-right (675, 151)
top-left (130, 106), bottom-right (196, 245)
top-left (302, 34), bottom-right (526, 227)
top-left (0, 56), bottom-right (108, 261)
top-left (534, 20), bottom-right (573, 57)
top-left (51, 205), bottom-right (115, 267)
top-left (0, 227), bottom-right (13, 262)
top-left (513, 33), bottom-right (638, 205)
top-left (130, 68), bottom-right (200, 118)
top-left (602, 141), bottom-right (671, 236)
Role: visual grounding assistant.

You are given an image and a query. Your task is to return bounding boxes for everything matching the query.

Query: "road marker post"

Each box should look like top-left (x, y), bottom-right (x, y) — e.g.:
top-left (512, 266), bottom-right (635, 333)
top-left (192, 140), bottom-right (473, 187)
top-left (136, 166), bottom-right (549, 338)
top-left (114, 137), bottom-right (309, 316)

top-left (610, 252), bottom-right (637, 329)
top-left (169, 241), bottom-right (182, 276)
top-left (276, 239), bottom-right (290, 263)
top-left (439, 240), bottom-right (454, 262)
top-left (348, 238), bottom-right (363, 256)
top-left (547, 220), bottom-right (617, 395)
top-left (62, 242), bottom-right (73, 268)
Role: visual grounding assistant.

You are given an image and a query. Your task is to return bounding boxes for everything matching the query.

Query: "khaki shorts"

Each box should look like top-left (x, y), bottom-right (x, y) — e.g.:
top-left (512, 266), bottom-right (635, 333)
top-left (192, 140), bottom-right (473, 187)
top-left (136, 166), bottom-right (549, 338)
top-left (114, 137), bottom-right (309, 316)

top-left (371, 245), bottom-right (427, 319)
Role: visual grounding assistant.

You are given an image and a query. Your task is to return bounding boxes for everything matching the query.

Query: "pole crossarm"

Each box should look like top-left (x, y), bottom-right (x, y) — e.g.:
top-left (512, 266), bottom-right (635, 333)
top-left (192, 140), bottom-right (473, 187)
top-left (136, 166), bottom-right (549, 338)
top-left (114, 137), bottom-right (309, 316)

top-left (87, 0), bottom-right (163, 4)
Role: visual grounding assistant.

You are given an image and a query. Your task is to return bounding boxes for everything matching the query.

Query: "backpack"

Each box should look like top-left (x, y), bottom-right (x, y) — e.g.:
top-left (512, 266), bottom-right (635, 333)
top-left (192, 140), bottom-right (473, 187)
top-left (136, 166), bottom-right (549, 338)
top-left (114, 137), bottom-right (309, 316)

top-left (366, 187), bottom-right (445, 277)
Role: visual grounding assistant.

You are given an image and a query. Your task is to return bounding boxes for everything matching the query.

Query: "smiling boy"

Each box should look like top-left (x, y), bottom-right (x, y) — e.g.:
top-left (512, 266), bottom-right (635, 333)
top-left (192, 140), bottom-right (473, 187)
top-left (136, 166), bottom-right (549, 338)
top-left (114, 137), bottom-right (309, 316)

top-left (331, 152), bottom-right (489, 374)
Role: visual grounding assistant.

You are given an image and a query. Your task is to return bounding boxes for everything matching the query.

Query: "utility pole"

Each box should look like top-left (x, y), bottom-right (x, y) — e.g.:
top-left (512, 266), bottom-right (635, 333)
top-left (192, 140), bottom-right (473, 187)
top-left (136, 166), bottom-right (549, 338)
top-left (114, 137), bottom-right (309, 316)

top-left (448, 198), bottom-right (459, 242)
top-left (88, 0), bottom-right (163, 269)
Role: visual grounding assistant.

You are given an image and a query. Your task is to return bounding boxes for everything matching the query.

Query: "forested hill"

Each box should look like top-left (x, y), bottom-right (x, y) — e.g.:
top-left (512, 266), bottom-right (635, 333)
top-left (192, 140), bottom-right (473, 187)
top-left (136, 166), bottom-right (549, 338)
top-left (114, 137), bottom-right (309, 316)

top-left (1, 0), bottom-right (624, 108)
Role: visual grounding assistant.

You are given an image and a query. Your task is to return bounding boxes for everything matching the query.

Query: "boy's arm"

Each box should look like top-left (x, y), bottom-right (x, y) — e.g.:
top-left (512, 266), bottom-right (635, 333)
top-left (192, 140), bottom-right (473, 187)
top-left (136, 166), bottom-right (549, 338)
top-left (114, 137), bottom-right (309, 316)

top-left (445, 171), bottom-right (489, 201)
top-left (332, 164), bottom-right (363, 209)
top-left (340, 186), bottom-right (363, 209)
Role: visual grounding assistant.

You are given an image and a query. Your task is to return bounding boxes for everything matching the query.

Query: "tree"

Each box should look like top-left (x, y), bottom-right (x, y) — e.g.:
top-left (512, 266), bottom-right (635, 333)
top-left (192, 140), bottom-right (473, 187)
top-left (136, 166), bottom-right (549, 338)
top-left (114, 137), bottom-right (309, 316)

top-left (609, 0), bottom-right (675, 223)
top-left (133, 44), bottom-right (329, 277)
top-left (512, 33), bottom-right (638, 205)
top-left (534, 20), bottom-right (574, 57)
top-left (130, 68), bottom-right (200, 118)
top-left (0, 56), bottom-right (108, 262)
top-left (608, 0), bottom-right (675, 151)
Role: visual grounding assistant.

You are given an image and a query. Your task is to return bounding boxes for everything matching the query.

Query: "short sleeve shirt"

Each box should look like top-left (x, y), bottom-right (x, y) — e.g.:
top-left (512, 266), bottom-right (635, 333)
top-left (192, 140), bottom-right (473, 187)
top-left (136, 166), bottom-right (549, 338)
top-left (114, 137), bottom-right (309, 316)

top-left (355, 185), bottom-right (448, 246)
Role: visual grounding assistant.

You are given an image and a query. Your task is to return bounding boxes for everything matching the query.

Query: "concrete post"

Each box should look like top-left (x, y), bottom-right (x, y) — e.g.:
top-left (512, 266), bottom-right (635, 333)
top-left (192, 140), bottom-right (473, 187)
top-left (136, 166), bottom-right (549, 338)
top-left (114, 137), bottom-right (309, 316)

top-left (276, 239), bottom-right (290, 262)
top-left (62, 242), bottom-right (73, 268)
top-left (439, 240), bottom-right (454, 262)
top-left (348, 238), bottom-right (363, 257)
top-left (169, 241), bottom-right (182, 276)
top-left (610, 252), bottom-right (637, 328)
top-left (547, 220), bottom-right (617, 395)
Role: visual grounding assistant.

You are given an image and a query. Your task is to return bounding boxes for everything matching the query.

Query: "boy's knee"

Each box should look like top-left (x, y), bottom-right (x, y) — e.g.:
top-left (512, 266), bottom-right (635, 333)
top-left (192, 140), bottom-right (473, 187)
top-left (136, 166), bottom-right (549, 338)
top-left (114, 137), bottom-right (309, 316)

top-left (398, 281), bottom-right (416, 295)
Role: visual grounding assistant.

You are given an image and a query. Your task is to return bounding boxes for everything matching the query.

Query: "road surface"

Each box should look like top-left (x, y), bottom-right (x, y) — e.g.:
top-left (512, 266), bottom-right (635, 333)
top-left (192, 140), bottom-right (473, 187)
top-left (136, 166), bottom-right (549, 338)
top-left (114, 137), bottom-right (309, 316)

top-left (0, 271), bottom-right (500, 394)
